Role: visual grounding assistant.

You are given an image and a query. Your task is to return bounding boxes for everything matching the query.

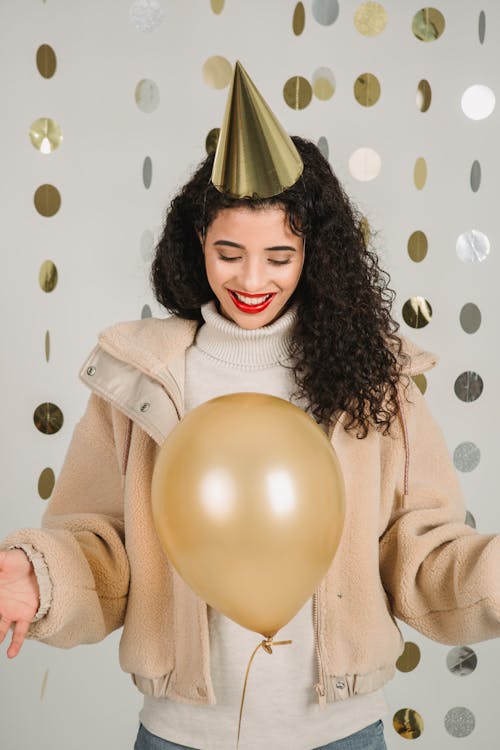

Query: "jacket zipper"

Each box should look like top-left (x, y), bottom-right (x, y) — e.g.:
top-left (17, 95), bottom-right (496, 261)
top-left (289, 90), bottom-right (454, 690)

top-left (312, 417), bottom-right (337, 707)
top-left (160, 369), bottom-right (184, 419)
top-left (313, 590), bottom-right (327, 707)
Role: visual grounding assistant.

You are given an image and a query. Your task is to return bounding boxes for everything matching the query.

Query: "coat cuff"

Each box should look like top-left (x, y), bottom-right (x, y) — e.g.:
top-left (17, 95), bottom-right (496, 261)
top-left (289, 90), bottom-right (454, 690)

top-left (8, 544), bottom-right (53, 622)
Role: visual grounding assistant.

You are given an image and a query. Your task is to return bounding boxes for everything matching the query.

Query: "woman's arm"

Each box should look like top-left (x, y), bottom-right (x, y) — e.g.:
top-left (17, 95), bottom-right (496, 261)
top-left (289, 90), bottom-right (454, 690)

top-left (0, 394), bottom-right (130, 650)
top-left (379, 381), bottom-right (500, 645)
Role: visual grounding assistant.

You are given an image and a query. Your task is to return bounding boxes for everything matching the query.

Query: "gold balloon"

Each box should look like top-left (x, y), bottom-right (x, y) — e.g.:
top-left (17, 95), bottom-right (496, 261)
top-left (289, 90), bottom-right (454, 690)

top-left (152, 393), bottom-right (345, 638)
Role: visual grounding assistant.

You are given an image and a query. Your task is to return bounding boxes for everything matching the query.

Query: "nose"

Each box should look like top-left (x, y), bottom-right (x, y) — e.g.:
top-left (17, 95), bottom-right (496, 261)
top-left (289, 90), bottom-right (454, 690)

top-left (238, 257), bottom-right (269, 293)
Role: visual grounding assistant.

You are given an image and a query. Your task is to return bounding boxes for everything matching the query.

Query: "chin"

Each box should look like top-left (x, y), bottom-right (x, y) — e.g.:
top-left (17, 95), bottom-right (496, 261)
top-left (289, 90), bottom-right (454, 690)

top-left (217, 291), bottom-right (292, 328)
top-left (230, 309), bottom-right (283, 329)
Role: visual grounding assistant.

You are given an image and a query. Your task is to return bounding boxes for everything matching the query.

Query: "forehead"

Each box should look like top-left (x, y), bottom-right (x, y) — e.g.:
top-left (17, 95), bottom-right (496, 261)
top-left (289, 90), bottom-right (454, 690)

top-left (207, 205), bottom-right (294, 237)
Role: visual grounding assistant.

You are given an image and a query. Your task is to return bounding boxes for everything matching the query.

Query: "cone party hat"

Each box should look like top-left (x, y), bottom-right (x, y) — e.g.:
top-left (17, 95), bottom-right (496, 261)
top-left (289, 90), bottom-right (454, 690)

top-left (211, 61), bottom-right (303, 199)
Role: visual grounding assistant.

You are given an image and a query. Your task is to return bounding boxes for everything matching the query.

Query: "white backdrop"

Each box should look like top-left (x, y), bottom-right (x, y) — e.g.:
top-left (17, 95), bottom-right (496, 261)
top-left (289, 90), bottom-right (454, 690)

top-left (0, 1), bottom-right (498, 748)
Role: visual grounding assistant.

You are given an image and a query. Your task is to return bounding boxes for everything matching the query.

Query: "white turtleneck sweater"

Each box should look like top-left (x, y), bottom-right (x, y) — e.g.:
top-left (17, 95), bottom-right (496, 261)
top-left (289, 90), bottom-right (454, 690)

top-left (140, 302), bottom-right (387, 750)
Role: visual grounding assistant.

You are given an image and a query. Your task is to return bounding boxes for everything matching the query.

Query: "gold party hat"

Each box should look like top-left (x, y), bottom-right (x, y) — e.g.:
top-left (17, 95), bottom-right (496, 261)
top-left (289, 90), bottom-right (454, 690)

top-left (211, 61), bottom-right (303, 199)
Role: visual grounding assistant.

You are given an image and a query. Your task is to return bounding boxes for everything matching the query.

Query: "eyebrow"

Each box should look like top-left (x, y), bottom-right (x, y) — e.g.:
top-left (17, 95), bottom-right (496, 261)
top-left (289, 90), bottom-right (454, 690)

top-left (213, 240), bottom-right (297, 252)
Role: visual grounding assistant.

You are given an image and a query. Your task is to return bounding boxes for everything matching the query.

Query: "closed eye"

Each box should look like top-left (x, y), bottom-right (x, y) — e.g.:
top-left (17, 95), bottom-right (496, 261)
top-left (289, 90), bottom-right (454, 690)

top-left (217, 254), bottom-right (291, 266)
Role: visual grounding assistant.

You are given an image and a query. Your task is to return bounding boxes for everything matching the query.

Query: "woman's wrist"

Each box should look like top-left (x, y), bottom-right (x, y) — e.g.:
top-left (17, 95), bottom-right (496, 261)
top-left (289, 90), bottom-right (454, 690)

top-left (8, 544), bottom-right (53, 621)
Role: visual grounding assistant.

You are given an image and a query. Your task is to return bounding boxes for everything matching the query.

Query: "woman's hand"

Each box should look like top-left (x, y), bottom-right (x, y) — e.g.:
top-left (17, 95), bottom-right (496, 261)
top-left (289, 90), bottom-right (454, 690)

top-left (0, 549), bottom-right (40, 658)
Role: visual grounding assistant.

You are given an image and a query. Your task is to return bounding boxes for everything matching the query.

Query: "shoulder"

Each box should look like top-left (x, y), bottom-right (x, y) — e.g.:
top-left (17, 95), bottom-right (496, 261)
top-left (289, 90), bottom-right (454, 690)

top-left (95, 315), bottom-right (199, 371)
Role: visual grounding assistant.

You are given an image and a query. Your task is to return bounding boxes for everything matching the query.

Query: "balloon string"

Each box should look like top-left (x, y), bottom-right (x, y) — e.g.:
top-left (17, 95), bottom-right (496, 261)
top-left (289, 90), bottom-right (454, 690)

top-left (236, 637), bottom-right (293, 749)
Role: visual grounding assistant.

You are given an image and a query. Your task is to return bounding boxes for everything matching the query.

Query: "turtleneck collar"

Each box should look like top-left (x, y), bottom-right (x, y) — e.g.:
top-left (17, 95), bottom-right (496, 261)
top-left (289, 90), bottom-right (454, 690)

top-left (194, 301), bottom-right (297, 368)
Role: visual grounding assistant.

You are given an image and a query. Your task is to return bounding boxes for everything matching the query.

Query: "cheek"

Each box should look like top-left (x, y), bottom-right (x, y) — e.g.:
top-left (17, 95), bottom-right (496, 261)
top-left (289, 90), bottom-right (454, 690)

top-left (281, 263), bottom-right (303, 292)
top-left (204, 254), bottom-right (218, 280)
top-left (205, 257), bottom-right (230, 291)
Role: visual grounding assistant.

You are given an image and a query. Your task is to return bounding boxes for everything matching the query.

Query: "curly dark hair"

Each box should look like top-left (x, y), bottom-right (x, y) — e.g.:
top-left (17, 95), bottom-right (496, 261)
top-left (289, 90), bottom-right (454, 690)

top-left (152, 136), bottom-right (406, 436)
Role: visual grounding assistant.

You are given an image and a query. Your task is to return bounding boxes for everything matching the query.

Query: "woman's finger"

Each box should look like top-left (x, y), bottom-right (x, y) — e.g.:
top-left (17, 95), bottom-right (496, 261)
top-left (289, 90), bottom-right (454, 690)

top-left (0, 614), bottom-right (12, 646)
top-left (7, 619), bottom-right (30, 659)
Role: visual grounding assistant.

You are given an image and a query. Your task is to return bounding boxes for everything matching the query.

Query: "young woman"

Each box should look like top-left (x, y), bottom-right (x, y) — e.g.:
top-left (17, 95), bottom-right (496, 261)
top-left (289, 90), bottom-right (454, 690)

top-left (1, 69), bottom-right (500, 750)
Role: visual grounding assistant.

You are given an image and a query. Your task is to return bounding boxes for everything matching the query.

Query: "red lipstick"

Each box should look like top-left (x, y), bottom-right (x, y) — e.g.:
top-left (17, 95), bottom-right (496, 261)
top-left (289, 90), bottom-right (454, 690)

top-left (228, 289), bottom-right (276, 314)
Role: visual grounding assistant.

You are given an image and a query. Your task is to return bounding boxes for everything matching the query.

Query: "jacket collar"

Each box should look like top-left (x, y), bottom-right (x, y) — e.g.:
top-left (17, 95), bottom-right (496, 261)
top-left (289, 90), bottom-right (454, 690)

top-left (97, 316), bottom-right (198, 378)
top-left (83, 318), bottom-right (436, 444)
top-left (97, 316), bottom-right (437, 379)
top-left (399, 337), bottom-right (437, 375)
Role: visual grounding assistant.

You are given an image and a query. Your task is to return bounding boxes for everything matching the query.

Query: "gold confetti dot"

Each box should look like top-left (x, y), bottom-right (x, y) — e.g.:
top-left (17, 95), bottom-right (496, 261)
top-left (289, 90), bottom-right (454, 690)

top-left (412, 7), bottom-right (445, 42)
top-left (354, 2), bottom-right (387, 36)
top-left (416, 80), bottom-right (432, 112)
top-left (283, 76), bottom-right (312, 110)
top-left (34, 184), bottom-right (61, 217)
top-left (393, 708), bottom-right (424, 739)
top-left (202, 56), bottom-right (232, 89)
top-left (413, 158), bottom-right (427, 189)
top-left (33, 403), bottom-right (64, 435)
top-left (412, 374), bottom-right (427, 395)
top-left (36, 44), bottom-right (57, 78)
top-left (407, 231), bottom-right (428, 262)
top-left (402, 297), bottom-right (432, 329)
top-left (293, 2), bottom-right (306, 35)
top-left (312, 68), bottom-right (335, 100)
top-left (30, 118), bottom-right (63, 154)
top-left (359, 216), bottom-right (371, 246)
top-left (205, 128), bottom-right (220, 155)
top-left (354, 73), bottom-right (380, 106)
top-left (39, 261), bottom-right (58, 293)
top-left (210, 0), bottom-right (225, 14)
top-left (397, 641), bottom-right (421, 672)
top-left (38, 468), bottom-right (55, 500)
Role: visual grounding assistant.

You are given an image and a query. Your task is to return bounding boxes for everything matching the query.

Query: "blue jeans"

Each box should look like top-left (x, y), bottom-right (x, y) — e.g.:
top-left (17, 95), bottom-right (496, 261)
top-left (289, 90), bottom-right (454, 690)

top-left (134, 720), bottom-right (387, 749)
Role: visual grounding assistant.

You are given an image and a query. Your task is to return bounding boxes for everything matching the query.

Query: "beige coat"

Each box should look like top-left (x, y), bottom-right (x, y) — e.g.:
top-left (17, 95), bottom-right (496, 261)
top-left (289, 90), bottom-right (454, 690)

top-left (3, 316), bottom-right (500, 705)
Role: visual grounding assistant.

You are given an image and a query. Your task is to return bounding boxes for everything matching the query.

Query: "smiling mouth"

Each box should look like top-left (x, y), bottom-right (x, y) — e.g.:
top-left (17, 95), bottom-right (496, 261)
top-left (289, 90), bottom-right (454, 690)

top-left (228, 289), bottom-right (276, 314)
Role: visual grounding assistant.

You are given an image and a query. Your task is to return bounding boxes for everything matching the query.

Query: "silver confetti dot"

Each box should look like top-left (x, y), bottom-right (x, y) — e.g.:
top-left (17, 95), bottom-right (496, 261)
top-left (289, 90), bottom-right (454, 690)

top-left (453, 442), bottom-right (480, 472)
top-left (454, 371), bottom-right (484, 403)
top-left (465, 510), bottom-right (476, 529)
top-left (456, 230), bottom-right (490, 263)
top-left (143, 156), bottom-right (153, 189)
top-left (129, 0), bottom-right (164, 31)
top-left (470, 160), bottom-right (481, 192)
top-left (317, 136), bottom-right (329, 159)
top-left (446, 646), bottom-right (477, 676)
top-left (478, 10), bottom-right (486, 44)
top-left (460, 302), bottom-right (481, 334)
top-left (40, 668), bottom-right (49, 700)
top-left (444, 707), bottom-right (475, 737)
top-left (312, 0), bottom-right (339, 25)
top-left (135, 79), bottom-right (160, 113)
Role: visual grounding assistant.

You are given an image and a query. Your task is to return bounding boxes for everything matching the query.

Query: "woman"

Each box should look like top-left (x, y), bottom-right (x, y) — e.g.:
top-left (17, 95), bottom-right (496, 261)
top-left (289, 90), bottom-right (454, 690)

top-left (1, 65), bottom-right (500, 750)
